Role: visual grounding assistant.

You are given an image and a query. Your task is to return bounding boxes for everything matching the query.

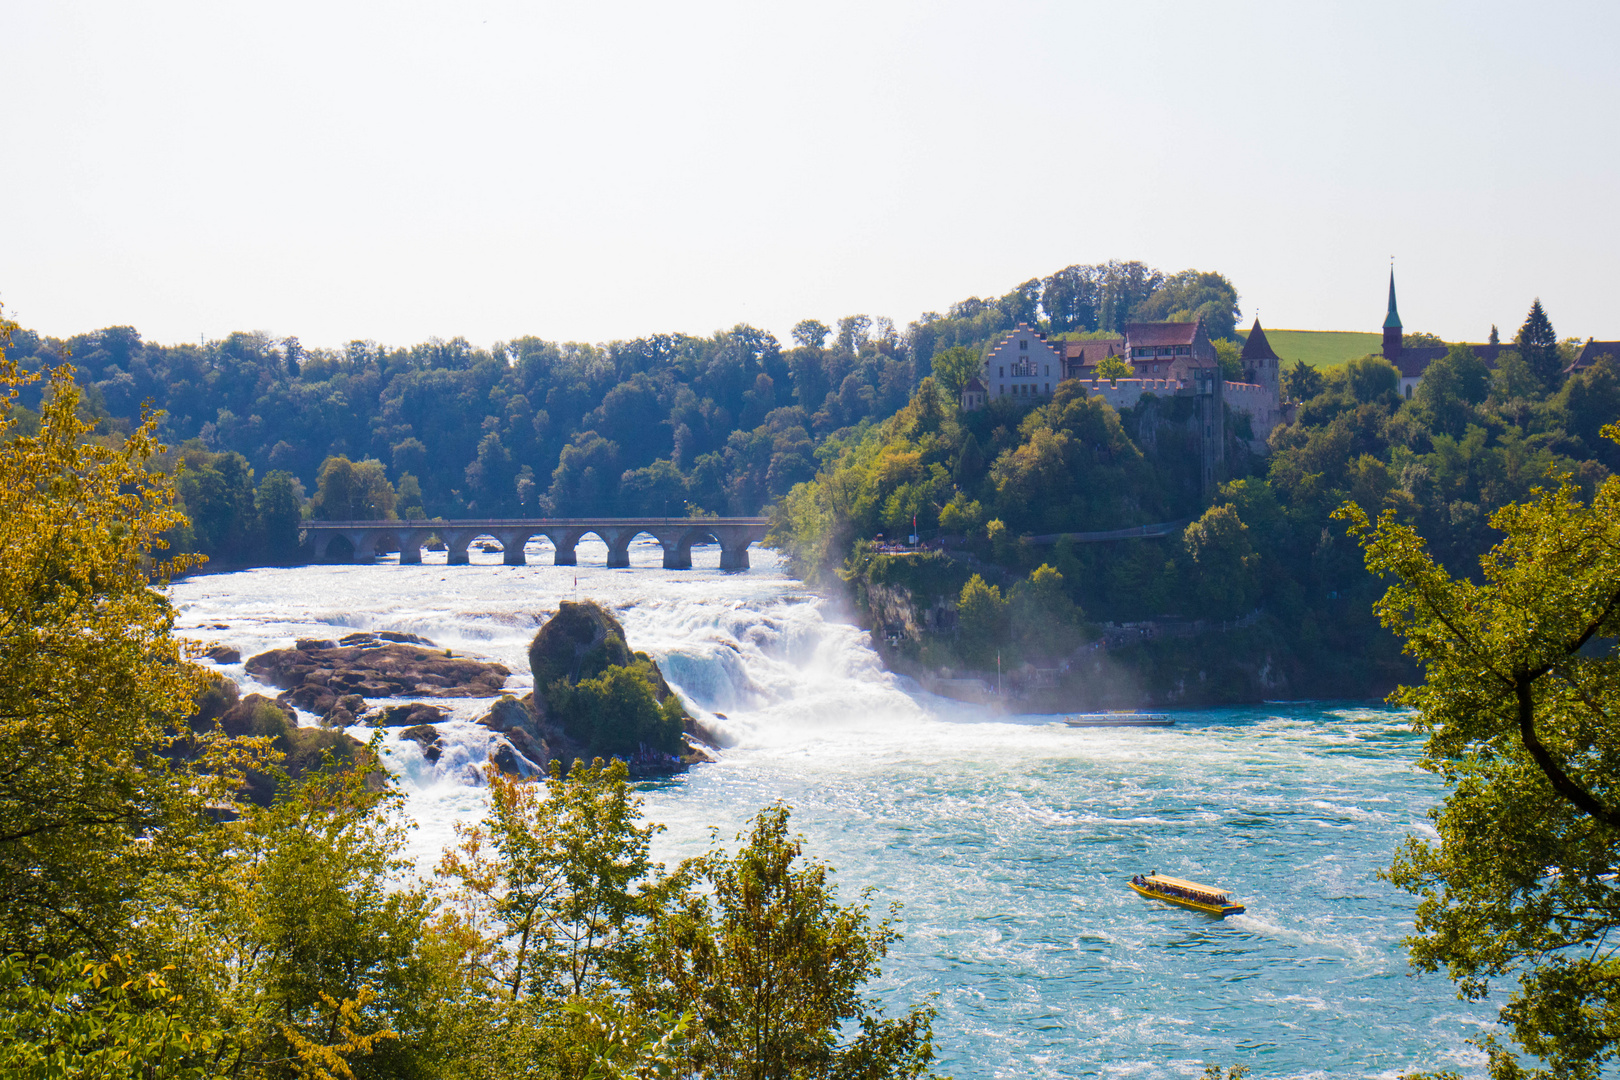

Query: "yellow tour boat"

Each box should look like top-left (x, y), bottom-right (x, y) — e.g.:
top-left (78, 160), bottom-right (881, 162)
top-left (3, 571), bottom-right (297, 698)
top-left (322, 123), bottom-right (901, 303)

top-left (1129, 873), bottom-right (1245, 916)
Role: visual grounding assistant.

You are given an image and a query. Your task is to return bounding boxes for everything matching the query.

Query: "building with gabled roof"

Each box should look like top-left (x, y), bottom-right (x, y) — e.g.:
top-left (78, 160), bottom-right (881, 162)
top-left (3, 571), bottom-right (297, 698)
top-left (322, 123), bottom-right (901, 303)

top-left (1568, 339), bottom-right (1620, 377)
top-left (960, 375), bottom-right (988, 411)
top-left (981, 323), bottom-right (1065, 401)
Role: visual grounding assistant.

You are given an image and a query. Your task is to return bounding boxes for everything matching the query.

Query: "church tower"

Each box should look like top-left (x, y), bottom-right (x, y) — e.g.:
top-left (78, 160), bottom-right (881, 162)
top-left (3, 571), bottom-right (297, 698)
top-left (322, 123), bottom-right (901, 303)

top-left (1382, 269), bottom-right (1403, 363)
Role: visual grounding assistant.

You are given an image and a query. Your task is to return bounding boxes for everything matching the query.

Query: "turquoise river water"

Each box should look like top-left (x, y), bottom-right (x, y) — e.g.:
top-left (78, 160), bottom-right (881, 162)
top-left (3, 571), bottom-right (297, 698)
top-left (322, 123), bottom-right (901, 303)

top-left (170, 540), bottom-right (1494, 1078)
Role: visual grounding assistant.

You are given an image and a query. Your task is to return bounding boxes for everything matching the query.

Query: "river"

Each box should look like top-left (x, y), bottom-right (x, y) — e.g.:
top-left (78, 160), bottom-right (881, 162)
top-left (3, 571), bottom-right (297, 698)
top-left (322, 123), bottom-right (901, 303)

top-left (169, 538), bottom-right (1492, 1078)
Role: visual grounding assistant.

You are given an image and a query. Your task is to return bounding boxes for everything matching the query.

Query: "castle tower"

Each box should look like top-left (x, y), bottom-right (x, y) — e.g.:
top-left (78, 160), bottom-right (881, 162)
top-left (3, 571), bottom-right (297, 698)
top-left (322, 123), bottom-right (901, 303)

top-left (1382, 269), bottom-right (1403, 363)
top-left (1240, 317), bottom-right (1282, 401)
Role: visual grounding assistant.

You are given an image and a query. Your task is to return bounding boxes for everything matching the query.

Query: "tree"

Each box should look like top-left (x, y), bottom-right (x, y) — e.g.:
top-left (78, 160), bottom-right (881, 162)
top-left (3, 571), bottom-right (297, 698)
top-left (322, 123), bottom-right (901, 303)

top-left (1182, 504), bottom-right (1260, 619)
top-left (930, 345), bottom-right (982, 400)
top-left (182, 763), bottom-right (436, 1079)
top-left (1338, 436), bottom-right (1620, 1079)
top-left (639, 805), bottom-right (936, 1079)
top-left (791, 320), bottom-right (830, 351)
top-left (1096, 356), bottom-right (1132, 382)
top-left (1213, 339), bottom-right (1243, 380)
top-left (311, 455), bottom-right (397, 521)
top-left (548, 664), bottom-right (684, 758)
top-left (0, 313), bottom-right (229, 958)
top-left (1409, 345), bottom-right (1491, 439)
top-left (255, 469), bottom-right (304, 563)
top-left (1128, 269), bottom-right (1240, 340)
top-left (0, 952), bottom-right (231, 1078)
top-left (438, 759), bottom-right (662, 1004)
top-left (1515, 297), bottom-right (1562, 391)
top-left (1284, 358), bottom-right (1323, 402)
top-left (957, 574), bottom-right (1010, 667)
top-left (1345, 355), bottom-right (1400, 404)
top-left (176, 447), bottom-right (259, 562)
top-left (1011, 564), bottom-right (1083, 659)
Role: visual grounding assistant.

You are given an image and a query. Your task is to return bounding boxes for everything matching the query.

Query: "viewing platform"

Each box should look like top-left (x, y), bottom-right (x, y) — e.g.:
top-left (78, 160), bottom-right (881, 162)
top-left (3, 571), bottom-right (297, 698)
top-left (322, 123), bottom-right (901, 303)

top-left (301, 517), bottom-right (770, 570)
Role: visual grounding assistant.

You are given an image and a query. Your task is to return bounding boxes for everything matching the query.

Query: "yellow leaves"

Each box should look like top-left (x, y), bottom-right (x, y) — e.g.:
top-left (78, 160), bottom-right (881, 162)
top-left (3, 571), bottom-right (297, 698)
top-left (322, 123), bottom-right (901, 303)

top-left (281, 986), bottom-right (398, 1080)
top-left (875, 447), bottom-right (923, 491)
top-left (1, 322), bottom-right (235, 955)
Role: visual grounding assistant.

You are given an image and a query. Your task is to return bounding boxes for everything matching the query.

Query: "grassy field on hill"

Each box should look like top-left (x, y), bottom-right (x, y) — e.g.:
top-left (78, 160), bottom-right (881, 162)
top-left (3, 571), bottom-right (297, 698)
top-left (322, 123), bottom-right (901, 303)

top-left (1242, 329), bottom-right (1383, 368)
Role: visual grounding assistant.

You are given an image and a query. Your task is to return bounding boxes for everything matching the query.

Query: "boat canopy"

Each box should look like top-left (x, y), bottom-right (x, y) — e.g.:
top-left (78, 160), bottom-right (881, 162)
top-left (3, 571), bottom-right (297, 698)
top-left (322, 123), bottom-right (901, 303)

top-left (1145, 874), bottom-right (1232, 901)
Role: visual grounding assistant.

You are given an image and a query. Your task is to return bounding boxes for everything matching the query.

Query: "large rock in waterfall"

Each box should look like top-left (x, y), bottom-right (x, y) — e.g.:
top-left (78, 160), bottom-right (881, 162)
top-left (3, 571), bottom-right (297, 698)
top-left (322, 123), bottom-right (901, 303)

top-left (245, 631), bottom-right (510, 720)
top-left (484, 599), bottom-right (722, 776)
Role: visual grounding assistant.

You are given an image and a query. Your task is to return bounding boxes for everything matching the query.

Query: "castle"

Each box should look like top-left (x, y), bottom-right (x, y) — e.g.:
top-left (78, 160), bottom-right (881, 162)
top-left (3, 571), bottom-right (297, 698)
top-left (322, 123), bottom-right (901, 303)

top-left (961, 316), bottom-right (1286, 454)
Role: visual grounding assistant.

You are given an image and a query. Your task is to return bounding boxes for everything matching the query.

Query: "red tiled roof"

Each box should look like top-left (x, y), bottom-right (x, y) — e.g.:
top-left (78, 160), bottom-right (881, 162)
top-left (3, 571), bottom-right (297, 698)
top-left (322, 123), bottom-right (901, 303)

top-left (963, 376), bottom-right (986, 392)
top-left (1061, 339), bottom-right (1123, 364)
top-left (1124, 321), bottom-right (1203, 347)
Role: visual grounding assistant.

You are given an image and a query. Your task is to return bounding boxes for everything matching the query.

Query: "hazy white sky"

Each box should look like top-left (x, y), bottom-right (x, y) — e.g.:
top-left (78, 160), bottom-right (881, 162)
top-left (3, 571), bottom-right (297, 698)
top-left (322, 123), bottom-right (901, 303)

top-left (3, 0), bottom-right (1616, 350)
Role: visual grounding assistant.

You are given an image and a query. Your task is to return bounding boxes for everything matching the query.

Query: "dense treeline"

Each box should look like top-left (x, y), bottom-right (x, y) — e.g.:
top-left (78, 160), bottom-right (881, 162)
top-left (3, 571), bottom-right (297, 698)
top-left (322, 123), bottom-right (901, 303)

top-left (2, 260), bottom-right (1235, 565)
top-left (773, 300), bottom-right (1619, 702)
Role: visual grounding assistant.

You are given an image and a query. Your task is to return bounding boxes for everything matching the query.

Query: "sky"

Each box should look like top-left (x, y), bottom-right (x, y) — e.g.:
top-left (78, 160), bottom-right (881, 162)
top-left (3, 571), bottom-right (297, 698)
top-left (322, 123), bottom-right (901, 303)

top-left (3, 0), bottom-right (1617, 352)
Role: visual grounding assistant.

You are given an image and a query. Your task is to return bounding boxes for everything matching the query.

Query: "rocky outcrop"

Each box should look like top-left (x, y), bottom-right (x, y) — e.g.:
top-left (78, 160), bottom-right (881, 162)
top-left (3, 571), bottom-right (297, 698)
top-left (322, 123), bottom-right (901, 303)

top-left (475, 694), bottom-right (553, 776)
top-left (203, 643), bottom-right (241, 664)
top-left (189, 692), bottom-right (378, 806)
top-left (399, 724), bottom-right (444, 763)
top-left (524, 601), bottom-right (722, 774)
top-left (246, 631), bottom-right (510, 720)
top-left (528, 601), bottom-right (635, 690)
top-left (368, 703), bottom-right (449, 728)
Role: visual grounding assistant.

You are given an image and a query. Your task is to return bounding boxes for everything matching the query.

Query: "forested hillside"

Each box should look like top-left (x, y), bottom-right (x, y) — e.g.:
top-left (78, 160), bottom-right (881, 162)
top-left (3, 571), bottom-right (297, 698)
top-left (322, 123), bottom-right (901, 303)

top-left (2, 261), bottom-right (1237, 564)
top-left (774, 303), bottom-right (1620, 704)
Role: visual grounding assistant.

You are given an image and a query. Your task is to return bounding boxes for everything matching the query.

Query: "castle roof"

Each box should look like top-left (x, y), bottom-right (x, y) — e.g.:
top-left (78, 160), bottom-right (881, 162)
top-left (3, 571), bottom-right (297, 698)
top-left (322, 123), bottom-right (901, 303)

top-left (963, 376), bottom-right (986, 392)
top-left (1061, 339), bottom-right (1124, 364)
top-left (1240, 319), bottom-right (1279, 361)
top-left (1124, 321), bottom-right (1203, 347)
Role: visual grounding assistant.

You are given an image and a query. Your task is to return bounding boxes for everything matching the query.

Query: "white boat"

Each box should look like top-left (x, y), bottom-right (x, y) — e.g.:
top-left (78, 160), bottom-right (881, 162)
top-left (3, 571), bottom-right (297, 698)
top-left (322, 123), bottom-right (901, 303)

top-left (1064, 713), bottom-right (1173, 727)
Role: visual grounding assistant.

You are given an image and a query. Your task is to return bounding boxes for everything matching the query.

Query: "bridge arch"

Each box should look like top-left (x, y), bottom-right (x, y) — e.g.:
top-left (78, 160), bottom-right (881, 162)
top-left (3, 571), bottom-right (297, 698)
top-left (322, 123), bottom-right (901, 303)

top-left (301, 517), bottom-right (769, 571)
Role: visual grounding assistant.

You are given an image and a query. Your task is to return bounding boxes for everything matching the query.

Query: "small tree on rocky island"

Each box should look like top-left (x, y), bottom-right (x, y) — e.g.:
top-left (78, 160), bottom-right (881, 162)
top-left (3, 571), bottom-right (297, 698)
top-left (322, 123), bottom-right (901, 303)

top-left (529, 600), bottom-right (691, 763)
top-left (1337, 430), bottom-right (1620, 1080)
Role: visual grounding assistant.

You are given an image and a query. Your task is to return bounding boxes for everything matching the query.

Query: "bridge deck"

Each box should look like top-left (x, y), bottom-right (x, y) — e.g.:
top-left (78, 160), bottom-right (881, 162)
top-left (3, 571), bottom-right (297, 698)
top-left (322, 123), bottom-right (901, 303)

top-left (303, 517), bottom-right (768, 529)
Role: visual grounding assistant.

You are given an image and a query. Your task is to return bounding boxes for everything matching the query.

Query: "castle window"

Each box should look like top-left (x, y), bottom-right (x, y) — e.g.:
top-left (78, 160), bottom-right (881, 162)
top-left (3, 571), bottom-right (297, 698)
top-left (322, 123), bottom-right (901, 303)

top-left (1019, 340), bottom-right (1028, 351)
top-left (1176, 346), bottom-right (1190, 355)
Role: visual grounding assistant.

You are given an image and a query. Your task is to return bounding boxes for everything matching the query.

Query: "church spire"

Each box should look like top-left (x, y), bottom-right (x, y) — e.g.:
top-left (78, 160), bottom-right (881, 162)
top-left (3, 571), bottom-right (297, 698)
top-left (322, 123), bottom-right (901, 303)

top-left (1382, 267), bottom-right (1404, 362)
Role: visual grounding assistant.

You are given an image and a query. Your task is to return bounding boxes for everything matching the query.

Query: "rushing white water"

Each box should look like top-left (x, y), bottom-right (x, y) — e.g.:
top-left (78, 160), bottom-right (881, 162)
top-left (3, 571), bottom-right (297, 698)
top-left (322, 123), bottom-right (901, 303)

top-left (170, 538), bottom-right (1495, 1078)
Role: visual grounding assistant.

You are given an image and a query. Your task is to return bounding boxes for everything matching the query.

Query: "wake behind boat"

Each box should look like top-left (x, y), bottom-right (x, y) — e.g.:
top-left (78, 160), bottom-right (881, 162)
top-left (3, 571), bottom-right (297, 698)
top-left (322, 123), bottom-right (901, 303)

top-left (1129, 873), bottom-right (1246, 916)
top-left (1065, 712), bottom-right (1173, 727)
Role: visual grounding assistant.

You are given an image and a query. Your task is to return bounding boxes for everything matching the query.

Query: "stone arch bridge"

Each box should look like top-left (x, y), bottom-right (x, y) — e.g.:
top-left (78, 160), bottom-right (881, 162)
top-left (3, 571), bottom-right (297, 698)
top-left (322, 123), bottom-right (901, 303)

top-left (301, 517), bottom-right (770, 571)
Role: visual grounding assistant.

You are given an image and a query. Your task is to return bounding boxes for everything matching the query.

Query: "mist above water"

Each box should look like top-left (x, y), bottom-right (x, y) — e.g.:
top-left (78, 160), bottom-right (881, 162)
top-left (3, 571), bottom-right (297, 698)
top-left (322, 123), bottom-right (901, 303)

top-left (170, 538), bottom-right (1492, 1078)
